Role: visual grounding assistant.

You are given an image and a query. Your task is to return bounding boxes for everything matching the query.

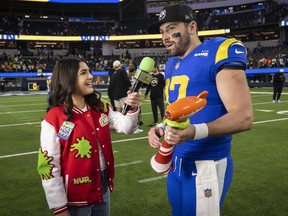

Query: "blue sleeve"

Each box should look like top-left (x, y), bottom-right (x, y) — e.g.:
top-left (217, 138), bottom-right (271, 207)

top-left (213, 39), bottom-right (247, 73)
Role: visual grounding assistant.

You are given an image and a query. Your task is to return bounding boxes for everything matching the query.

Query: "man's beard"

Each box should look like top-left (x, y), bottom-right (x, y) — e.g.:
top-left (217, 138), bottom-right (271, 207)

top-left (168, 31), bottom-right (191, 57)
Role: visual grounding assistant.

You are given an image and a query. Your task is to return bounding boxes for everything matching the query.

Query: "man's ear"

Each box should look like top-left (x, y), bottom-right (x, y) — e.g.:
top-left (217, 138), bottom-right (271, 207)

top-left (189, 21), bottom-right (198, 35)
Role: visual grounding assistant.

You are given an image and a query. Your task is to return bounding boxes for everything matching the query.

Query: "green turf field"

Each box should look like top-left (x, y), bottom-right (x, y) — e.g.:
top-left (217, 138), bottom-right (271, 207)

top-left (0, 88), bottom-right (288, 216)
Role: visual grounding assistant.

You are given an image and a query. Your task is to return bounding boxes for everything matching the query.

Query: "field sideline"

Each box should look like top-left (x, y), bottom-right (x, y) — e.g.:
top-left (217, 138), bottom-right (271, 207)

top-left (0, 88), bottom-right (288, 216)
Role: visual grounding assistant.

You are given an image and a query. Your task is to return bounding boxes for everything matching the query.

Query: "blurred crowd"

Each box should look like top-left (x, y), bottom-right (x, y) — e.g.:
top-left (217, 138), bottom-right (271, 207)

top-left (0, 1), bottom-right (287, 37)
top-left (1, 41), bottom-right (287, 74)
top-left (0, 48), bottom-right (168, 74)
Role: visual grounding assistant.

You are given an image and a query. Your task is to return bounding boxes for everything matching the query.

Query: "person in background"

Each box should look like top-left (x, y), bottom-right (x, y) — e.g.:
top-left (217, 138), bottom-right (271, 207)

top-left (37, 57), bottom-right (141, 216)
top-left (272, 68), bottom-right (286, 103)
top-left (147, 4), bottom-right (253, 216)
top-left (46, 75), bottom-right (52, 101)
top-left (109, 60), bottom-right (132, 112)
top-left (0, 80), bottom-right (5, 94)
top-left (144, 65), bottom-right (165, 127)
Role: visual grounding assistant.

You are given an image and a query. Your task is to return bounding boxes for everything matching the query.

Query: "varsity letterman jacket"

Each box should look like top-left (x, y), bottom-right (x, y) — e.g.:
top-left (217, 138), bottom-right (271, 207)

top-left (38, 102), bottom-right (139, 214)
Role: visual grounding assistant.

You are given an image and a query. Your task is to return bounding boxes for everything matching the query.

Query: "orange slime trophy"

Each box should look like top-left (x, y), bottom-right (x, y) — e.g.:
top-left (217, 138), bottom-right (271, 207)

top-left (150, 91), bottom-right (208, 174)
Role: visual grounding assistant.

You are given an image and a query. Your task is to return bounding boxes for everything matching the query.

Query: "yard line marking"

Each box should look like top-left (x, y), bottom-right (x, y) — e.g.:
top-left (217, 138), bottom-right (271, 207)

top-left (252, 95), bottom-right (272, 98)
top-left (18, 116), bottom-right (39, 119)
top-left (112, 136), bottom-right (147, 143)
top-left (138, 175), bottom-right (167, 183)
top-left (0, 137), bottom-right (146, 159)
top-left (0, 151), bottom-right (119, 159)
top-left (19, 118), bottom-right (38, 121)
top-left (0, 92), bottom-right (48, 97)
top-left (253, 117), bottom-right (288, 124)
top-left (0, 151), bottom-right (38, 159)
top-left (2, 117), bottom-right (288, 159)
top-left (0, 122), bottom-right (39, 127)
top-left (141, 112), bottom-right (153, 115)
top-left (277, 110), bottom-right (288, 115)
top-left (0, 110), bottom-right (151, 116)
top-left (255, 109), bottom-right (274, 112)
top-left (115, 160), bottom-right (143, 167)
top-left (250, 92), bottom-right (288, 95)
top-left (27, 119), bottom-right (39, 123)
top-left (0, 103), bottom-right (47, 108)
top-left (250, 92), bottom-right (273, 95)
top-left (0, 98), bottom-right (46, 102)
top-left (0, 110), bottom-right (45, 114)
top-left (253, 101), bottom-right (287, 105)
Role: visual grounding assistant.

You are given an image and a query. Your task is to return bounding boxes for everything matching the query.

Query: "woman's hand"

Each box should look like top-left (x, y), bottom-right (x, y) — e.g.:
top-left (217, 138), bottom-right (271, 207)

top-left (125, 91), bottom-right (141, 108)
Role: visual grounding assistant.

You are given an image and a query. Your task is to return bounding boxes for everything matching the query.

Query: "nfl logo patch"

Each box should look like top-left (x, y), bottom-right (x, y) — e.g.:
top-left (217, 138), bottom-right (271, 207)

top-left (204, 189), bottom-right (212, 198)
top-left (175, 62), bottom-right (180, 70)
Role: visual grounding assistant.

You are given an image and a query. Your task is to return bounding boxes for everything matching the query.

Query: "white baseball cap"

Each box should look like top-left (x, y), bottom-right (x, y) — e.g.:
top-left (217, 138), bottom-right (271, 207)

top-left (279, 69), bottom-right (284, 73)
top-left (113, 60), bottom-right (121, 68)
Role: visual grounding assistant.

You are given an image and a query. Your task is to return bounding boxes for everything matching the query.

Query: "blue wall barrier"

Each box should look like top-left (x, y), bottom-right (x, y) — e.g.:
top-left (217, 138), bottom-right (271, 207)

top-left (1, 67), bottom-right (288, 91)
top-left (1, 68), bottom-right (287, 78)
top-left (246, 68), bottom-right (287, 74)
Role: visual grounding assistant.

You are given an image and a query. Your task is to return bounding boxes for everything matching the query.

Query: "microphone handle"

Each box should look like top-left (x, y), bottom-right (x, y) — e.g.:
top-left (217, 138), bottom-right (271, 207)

top-left (122, 80), bottom-right (142, 115)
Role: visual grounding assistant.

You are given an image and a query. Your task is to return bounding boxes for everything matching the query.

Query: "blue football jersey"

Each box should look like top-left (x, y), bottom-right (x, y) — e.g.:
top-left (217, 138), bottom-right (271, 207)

top-left (164, 37), bottom-right (247, 160)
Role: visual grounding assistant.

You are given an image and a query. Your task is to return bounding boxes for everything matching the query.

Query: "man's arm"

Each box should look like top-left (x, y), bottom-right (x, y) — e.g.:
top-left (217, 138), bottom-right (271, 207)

top-left (163, 68), bottom-right (253, 145)
top-left (207, 68), bottom-right (253, 136)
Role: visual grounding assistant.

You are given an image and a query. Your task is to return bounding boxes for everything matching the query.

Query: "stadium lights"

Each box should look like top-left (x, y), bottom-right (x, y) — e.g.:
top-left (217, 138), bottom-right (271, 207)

top-left (0, 29), bottom-right (230, 42)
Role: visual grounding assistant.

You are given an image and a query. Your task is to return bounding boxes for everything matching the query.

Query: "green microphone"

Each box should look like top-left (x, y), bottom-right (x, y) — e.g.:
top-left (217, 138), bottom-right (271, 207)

top-left (122, 57), bottom-right (155, 115)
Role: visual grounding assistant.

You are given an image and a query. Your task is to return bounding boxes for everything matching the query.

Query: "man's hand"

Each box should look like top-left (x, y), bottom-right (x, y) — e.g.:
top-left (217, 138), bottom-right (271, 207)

top-left (164, 124), bottom-right (195, 145)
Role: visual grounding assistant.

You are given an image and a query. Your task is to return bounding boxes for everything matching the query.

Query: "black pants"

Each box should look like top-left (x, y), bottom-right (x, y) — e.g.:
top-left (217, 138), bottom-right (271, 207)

top-left (101, 169), bottom-right (108, 194)
top-left (273, 85), bottom-right (283, 101)
top-left (150, 98), bottom-right (165, 123)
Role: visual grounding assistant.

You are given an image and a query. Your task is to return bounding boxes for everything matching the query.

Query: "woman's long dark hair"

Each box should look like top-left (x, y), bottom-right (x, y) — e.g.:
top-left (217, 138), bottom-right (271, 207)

top-left (47, 57), bottom-right (103, 121)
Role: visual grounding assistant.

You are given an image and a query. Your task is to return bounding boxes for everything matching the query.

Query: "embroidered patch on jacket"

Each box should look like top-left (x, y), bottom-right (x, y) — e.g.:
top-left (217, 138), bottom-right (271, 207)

top-left (204, 188), bottom-right (212, 198)
top-left (99, 113), bottom-right (109, 127)
top-left (70, 137), bottom-right (92, 159)
top-left (38, 147), bottom-right (55, 180)
top-left (71, 176), bottom-right (92, 185)
top-left (58, 121), bottom-right (75, 140)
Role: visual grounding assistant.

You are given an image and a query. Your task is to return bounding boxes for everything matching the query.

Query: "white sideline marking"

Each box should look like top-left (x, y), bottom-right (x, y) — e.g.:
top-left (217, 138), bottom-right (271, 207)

top-left (138, 175), bottom-right (167, 183)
